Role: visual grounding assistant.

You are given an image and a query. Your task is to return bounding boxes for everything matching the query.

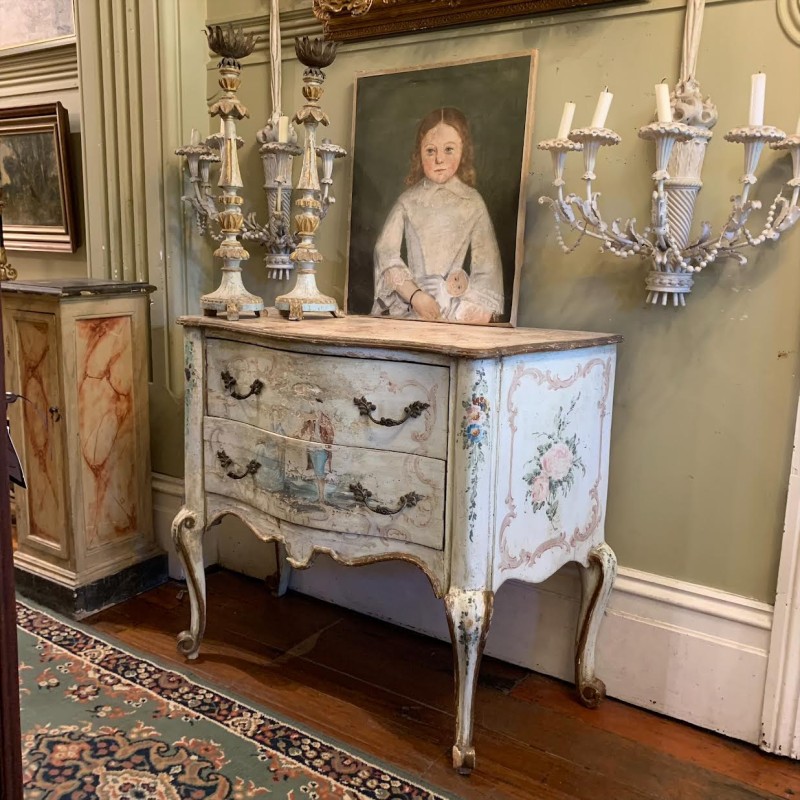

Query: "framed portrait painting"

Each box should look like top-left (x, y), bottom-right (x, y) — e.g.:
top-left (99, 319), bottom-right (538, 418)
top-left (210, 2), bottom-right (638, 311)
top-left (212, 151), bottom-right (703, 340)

top-left (0, 102), bottom-right (78, 253)
top-left (345, 51), bottom-right (537, 326)
top-left (0, 0), bottom-right (74, 53)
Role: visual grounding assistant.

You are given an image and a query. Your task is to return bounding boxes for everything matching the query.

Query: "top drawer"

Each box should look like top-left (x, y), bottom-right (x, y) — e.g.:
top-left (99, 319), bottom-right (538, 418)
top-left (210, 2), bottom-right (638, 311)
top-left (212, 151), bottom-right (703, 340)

top-left (205, 338), bottom-right (449, 460)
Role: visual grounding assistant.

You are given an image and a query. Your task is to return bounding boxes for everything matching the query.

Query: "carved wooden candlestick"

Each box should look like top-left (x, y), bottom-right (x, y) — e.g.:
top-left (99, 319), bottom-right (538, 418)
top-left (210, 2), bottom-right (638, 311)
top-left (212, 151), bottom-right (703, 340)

top-left (274, 36), bottom-right (346, 321)
top-left (177, 25), bottom-right (264, 321)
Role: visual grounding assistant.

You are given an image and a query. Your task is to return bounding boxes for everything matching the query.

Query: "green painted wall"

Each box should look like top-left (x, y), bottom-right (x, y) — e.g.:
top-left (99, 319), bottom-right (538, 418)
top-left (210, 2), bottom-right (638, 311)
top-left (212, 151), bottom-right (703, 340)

top-left (200, 0), bottom-right (800, 602)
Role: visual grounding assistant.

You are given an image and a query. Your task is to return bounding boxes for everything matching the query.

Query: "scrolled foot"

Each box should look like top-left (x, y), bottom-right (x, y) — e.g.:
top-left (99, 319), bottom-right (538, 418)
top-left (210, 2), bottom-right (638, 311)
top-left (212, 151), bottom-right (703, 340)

top-left (172, 506), bottom-right (207, 662)
top-left (575, 542), bottom-right (616, 710)
top-left (177, 630), bottom-right (201, 660)
top-left (333, 308), bottom-right (345, 318)
top-left (452, 744), bottom-right (476, 775)
top-left (577, 675), bottom-right (606, 708)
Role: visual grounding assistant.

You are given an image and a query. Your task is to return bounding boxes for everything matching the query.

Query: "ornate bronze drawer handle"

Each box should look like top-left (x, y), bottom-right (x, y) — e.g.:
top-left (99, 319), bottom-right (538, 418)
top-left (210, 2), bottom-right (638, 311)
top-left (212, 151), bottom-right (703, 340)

top-left (349, 482), bottom-right (423, 515)
top-left (216, 449), bottom-right (260, 480)
top-left (353, 396), bottom-right (430, 427)
top-left (221, 370), bottom-right (264, 400)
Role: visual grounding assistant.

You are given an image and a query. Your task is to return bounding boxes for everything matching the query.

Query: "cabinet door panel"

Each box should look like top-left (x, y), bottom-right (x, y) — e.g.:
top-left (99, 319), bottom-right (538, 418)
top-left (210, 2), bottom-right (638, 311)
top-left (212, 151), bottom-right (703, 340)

top-left (206, 338), bottom-right (449, 460)
top-left (75, 315), bottom-right (140, 549)
top-left (204, 417), bottom-right (445, 551)
top-left (6, 311), bottom-right (69, 558)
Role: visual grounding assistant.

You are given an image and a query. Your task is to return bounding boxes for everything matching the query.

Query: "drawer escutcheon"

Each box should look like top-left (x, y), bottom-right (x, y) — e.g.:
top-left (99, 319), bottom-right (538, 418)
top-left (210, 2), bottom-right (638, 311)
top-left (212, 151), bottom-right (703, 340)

top-left (216, 449), bottom-right (261, 480)
top-left (349, 481), bottom-right (423, 516)
top-left (221, 370), bottom-right (264, 401)
top-left (353, 395), bottom-right (430, 427)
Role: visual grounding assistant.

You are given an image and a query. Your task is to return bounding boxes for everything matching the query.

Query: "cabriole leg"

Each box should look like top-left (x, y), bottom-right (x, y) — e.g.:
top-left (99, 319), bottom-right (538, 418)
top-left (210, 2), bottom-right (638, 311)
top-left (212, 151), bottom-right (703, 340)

top-left (444, 589), bottom-right (494, 774)
top-left (575, 542), bottom-right (617, 707)
top-left (271, 541), bottom-right (292, 598)
top-left (172, 506), bottom-right (207, 660)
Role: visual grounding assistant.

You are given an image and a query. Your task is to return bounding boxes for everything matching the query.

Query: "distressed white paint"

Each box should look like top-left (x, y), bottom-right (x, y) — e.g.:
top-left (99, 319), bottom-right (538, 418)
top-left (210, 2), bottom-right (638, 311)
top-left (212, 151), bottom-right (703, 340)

top-left (171, 315), bottom-right (619, 771)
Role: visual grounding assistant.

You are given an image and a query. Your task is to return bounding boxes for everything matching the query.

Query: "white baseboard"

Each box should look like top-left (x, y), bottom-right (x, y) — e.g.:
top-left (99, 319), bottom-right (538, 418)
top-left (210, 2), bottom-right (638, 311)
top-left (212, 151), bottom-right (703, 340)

top-left (152, 472), bottom-right (772, 744)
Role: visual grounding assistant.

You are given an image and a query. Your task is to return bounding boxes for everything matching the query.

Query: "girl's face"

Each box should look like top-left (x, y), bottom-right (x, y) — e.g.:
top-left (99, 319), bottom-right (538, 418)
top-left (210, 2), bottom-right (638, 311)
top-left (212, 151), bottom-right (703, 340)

top-left (420, 122), bottom-right (463, 184)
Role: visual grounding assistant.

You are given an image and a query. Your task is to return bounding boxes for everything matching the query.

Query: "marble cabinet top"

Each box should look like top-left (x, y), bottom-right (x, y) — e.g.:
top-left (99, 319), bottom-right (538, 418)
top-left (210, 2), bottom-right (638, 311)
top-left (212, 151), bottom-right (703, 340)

top-left (180, 310), bottom-right (621, 358)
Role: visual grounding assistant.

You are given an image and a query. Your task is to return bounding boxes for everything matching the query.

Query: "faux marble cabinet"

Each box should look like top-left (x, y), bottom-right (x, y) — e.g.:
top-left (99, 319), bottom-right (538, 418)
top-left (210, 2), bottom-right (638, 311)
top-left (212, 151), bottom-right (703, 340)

top-left (2, 279), bottom-right (165, 616)
top-left (173, 314), bottom-right (621, 772)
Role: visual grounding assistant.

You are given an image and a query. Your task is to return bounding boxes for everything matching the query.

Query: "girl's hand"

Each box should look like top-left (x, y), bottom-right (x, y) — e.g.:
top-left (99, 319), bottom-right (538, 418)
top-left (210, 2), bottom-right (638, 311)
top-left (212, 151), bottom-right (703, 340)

top-left (411, 290), bottom-right (442, 320)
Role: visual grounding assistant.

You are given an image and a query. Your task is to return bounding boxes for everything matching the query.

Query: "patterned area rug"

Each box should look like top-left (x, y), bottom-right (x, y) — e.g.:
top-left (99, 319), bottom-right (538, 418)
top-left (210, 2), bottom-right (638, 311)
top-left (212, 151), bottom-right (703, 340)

top-left (16, 599), bottom-right (454, 799)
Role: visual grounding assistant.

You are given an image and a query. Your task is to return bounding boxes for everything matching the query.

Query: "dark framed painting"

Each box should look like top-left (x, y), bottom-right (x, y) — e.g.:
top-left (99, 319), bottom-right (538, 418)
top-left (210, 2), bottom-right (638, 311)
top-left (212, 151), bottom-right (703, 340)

top-left (345, 51), bottom-right (537, 327)
top-left (314, 0), bottom-right (620, 41)
top-left (0, 102), bottom-right (77, 253)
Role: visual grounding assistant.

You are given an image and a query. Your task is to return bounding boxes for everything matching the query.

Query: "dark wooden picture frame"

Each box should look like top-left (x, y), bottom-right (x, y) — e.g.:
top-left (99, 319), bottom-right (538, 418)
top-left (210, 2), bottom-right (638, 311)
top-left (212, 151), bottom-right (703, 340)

top-left (0, 102), bottom-right (77, 253)
top-left (314, 0), bottom-right (622, 41)
top-left (345, 51), bottom-right (537, 327)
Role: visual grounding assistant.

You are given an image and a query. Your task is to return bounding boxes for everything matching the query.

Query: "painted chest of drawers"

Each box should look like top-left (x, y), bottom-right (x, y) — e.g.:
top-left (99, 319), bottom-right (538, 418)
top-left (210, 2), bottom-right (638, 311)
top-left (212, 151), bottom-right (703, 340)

top-left (2, 279), bottom-right (165, 617)
top-left (172, 312), bottom-right (621, 772)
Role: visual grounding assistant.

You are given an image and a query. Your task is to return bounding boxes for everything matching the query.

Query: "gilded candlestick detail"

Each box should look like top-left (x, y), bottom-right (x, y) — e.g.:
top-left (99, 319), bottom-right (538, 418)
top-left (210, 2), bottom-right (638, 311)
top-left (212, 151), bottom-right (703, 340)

top-left (274, 36), bottom-right (347, 320)
top-left (176, 24), bottom-right (263, 320)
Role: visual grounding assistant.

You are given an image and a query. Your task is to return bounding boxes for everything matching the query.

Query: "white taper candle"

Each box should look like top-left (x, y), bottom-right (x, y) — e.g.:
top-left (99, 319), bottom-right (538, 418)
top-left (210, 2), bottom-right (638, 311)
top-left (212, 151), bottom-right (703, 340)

top-left (591, 89), bottom-right (613, 129)
top-left (278, 115), bottom-right (289, 143)
top-left (557, 101), bottom-right (576, 139)
top-left (749, 73), bottom-right (766, 127)
top-left (655, 83), bottom-right (672, 123)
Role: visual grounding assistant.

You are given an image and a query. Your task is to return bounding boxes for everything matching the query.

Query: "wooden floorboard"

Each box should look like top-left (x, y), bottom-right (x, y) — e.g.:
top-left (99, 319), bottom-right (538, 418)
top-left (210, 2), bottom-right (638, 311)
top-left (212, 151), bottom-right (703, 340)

top-left (84, 570), bottom-right (800, 800)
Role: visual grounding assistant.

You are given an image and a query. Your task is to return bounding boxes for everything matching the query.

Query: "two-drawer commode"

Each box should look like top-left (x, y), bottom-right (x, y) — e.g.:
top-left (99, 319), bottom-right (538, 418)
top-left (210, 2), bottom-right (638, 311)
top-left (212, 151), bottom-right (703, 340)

top-left (173, 312), bottom-right (621, 772)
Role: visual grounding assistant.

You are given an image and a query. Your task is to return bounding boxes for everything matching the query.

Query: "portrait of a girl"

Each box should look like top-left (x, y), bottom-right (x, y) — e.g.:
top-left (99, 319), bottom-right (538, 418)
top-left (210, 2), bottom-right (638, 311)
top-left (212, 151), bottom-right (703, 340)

top-left (371, 107), bottom-right (504, 324)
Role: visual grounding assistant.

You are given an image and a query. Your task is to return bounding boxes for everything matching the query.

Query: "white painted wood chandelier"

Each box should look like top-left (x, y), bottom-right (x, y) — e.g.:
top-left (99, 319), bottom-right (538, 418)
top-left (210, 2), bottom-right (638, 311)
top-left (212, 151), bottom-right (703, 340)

top-left (538, 0), bottom-right (800, 307)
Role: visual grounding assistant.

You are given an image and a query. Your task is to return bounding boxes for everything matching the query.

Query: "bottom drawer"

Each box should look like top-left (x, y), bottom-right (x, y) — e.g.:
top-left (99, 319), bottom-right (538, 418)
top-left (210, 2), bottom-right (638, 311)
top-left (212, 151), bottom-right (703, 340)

top-left (204, 417), bottom-right (445, 551)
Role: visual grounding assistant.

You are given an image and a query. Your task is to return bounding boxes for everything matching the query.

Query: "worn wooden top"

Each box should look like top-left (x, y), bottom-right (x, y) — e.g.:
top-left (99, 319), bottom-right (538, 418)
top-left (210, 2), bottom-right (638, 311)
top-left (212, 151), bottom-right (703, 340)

top-left (1, 278), bottom-right (155, 298)
top-left (180, 310), bottom-right (621, 358)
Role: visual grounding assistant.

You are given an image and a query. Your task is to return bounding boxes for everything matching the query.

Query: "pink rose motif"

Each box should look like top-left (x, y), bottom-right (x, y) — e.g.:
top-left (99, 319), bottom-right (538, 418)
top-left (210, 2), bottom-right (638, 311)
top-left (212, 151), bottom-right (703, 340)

top-left (530, 475), bottom-right (549, 504)
top-left (541, 442), bottom-right (573, 481)
top-left (466, 406), bottom-right (484, 424)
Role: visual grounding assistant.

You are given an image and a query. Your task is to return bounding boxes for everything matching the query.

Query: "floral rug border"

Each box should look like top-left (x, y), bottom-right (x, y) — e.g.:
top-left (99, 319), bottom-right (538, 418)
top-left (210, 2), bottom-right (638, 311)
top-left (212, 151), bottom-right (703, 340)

top-left (16, 599), bottom-right (454, 800)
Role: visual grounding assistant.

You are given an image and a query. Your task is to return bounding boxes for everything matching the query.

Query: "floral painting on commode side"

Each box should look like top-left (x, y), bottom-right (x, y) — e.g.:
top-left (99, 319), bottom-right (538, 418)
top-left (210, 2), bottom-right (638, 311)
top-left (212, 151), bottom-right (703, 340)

top-left (346, 52), bottom-right (537, 326)
top-left (523, 397), bottom-right (586, 524)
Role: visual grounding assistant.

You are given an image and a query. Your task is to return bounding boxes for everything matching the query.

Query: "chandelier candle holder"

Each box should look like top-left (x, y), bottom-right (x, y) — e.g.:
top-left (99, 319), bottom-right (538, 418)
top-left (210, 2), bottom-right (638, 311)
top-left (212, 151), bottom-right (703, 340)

top-left (273, 35), bottom-right (347, 320)
top-left (241, 0), bottom-right (302, 281)
top-left (177, 25), bottom-right (264, 321)
top-left (0, 187), bottom-right (16, 281)
top-left (538, 0), bottom-right (800, 308)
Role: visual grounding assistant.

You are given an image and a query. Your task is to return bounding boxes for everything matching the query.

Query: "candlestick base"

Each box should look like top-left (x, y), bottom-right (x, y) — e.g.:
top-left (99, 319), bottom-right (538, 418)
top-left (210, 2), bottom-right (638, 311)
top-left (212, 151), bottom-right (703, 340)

top-left (201, 265), bottom-right (264, 321)
top-left (275, 271), bottom-right (343, 320)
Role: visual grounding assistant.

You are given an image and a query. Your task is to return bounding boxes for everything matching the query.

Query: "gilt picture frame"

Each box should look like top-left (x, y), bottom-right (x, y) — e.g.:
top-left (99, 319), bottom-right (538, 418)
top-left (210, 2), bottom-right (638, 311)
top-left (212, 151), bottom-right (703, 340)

top-left (345, 51), bottom-right (538, 327)
top-left (314, 0), bottom-right (619, 42)
top-left (0, 102), bottom-right (78, 253)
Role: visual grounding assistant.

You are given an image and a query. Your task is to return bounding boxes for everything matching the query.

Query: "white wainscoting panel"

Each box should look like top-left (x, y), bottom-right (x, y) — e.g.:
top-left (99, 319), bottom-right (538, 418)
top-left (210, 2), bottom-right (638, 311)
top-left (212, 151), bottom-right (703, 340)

top-left (152, 473), bottom-right (772, 744)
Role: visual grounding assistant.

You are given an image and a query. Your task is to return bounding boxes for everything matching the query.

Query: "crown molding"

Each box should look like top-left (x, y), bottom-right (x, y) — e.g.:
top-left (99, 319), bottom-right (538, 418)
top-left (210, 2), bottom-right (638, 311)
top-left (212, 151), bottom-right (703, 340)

top-left (0, 41), bottom-right (78, 98)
